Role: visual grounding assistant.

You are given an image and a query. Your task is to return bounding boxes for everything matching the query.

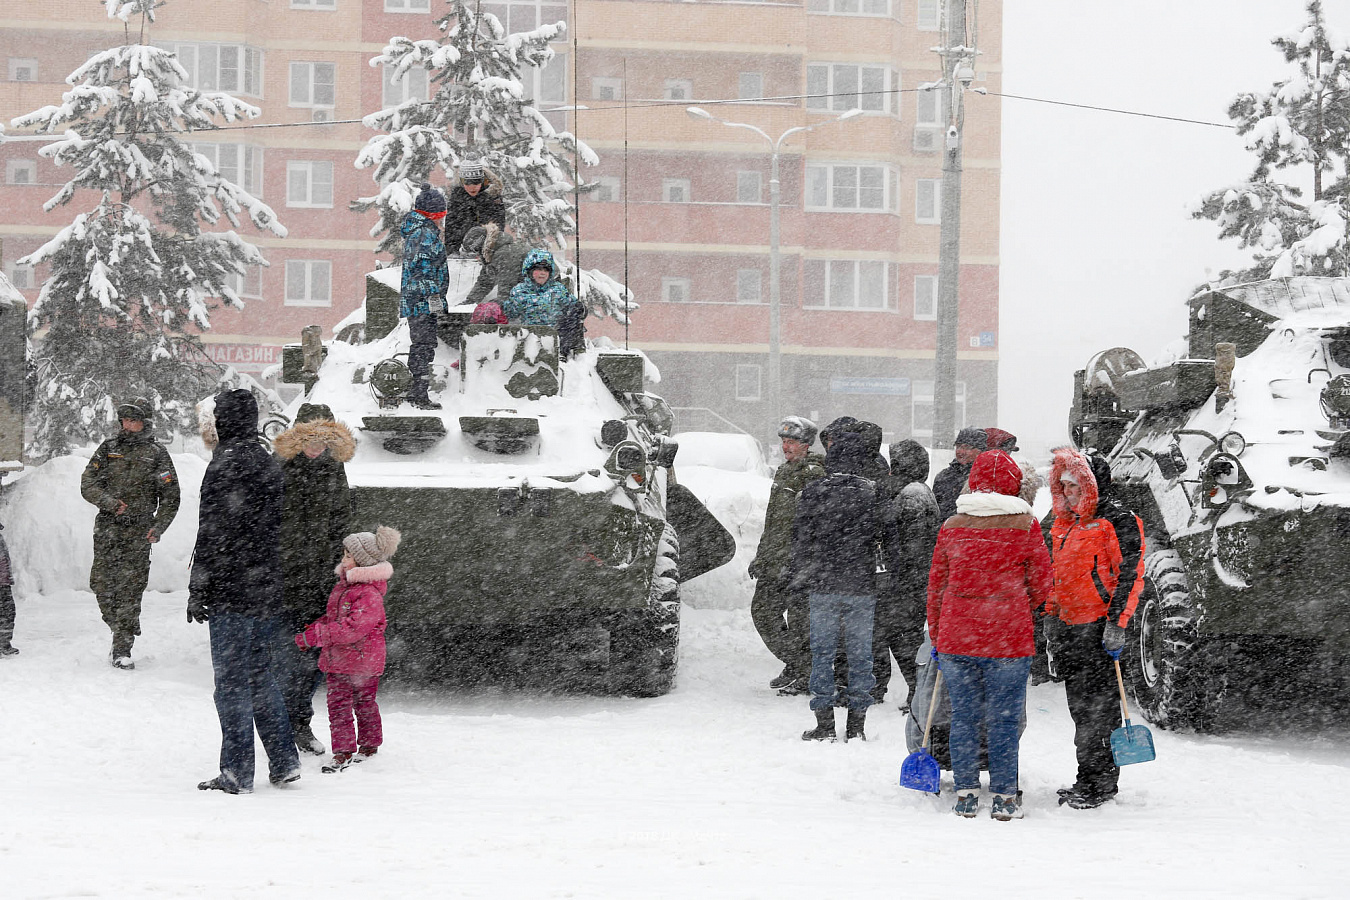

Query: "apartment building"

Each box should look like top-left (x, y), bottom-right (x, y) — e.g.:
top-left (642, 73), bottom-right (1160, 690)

top-left (0, 0), bottom-right (1001, 445)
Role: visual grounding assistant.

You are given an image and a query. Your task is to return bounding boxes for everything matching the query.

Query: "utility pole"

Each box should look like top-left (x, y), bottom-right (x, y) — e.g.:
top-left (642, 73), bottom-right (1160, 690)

top-left (932, 0), bottom-right (974, 449)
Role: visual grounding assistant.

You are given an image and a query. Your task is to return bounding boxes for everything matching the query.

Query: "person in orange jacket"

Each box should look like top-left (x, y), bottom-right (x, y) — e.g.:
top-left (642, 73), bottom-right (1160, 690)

top-left (1045, 448), bottom-right (1145, 809)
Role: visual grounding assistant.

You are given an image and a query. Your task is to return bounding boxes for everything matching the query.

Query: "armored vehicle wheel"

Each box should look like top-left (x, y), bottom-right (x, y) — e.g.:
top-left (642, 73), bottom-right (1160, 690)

top-left (607, 524), bottom-right (681, 697)
top-left (1127, 548), bottom-right (1226, 730)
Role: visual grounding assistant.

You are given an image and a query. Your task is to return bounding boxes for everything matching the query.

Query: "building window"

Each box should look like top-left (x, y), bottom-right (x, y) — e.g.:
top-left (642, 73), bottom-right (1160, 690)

top-left (736, 269), bottom-right (762, 304)
top-left (285, 260), bottom-right (332, 307)
top-left (196, 143), bottom-right (264, 196)
top-left (662, 178), bottom-right (691, 203)
top-left (807, 0), bottom-right (891, 16)
top-left (290, 62), bottom-right (336, 108)
top-left (735, 364), bottom-right (762, 402)
top-left (291, 0), bottom-right (336, 8)
top-left (912, 380), bottom-right (966, 443)
top-left (164, 43), bottom-right (263, 96)
top-left (661, 277), bottom-right (690, 303)
top-left (916, 178), bottom-right (942, 224)
top-left (226, 265), bottom-right (264, 300)
top-left (586, 176), bottom-right (621, 203)
top-left (5, 159), bottom-right (36, 185)
top-left (806, 163), bottom-right (892, 211)
top-left (916, 87), bottom-right (944, 126)
top-left (738, 72), bottom-right (764, 100)
top-left (286, 161), bottom-right (334, 208)
top-left (663, 79), bottom-right (692, 101)
top-left (805, 259), bottom-right (890, 310)
top-left (382, 64), bottom-right (429, 107)
top-left (481, 0), bottom-right (569, 34)
top-left (806, 63), bottom-right (896, 114)
top-left (5, 263), bottom-right (34, 290)
top-left (8, 58), bottom-right (37, 82)
top-left (913, 275), bottom-right (937, 320)
top-left (385, 0), bottom-right (430, 10)
top-left (736, 170), bottom-right (762, 204)
top-left (591, 76), bottom-right (623, 100)
top-left (916, 0), bottom-right (942, 30)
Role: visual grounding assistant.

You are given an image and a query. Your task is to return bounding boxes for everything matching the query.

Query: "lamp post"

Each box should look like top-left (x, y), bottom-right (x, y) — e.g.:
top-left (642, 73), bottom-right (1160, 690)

top-left (686, 106), bottom-right (863, 432)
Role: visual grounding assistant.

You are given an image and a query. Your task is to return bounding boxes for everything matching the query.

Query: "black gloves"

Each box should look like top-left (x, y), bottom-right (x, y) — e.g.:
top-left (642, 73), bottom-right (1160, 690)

top-left (1102, 621), bottom-right (1127, 659)
top-left (187, 595), bottom-right (210, 624)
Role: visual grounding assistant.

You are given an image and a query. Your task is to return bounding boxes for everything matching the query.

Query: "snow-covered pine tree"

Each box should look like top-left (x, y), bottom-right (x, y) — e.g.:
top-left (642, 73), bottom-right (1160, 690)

top-left (1195, 0), bottom-right (1350, 282)
top-left (12, 0), bottom-right (285, 457)
top-left (355, 0), bottom-right (636, 323)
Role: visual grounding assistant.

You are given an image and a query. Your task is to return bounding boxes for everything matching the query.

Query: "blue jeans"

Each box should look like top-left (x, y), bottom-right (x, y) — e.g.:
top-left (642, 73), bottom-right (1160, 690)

top-left (209, 613), bottom-right (300, 791)
top-left (808, 593), bottom-right (876, 711)
top-left (939, 653), bottom-right (1030, 795)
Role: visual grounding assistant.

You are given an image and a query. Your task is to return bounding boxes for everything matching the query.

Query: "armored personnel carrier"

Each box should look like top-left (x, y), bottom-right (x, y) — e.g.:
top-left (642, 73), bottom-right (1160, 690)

top-left (1068, 276), bottom-right (1350, 729)
top-left (278, 264), bottom-right (734, 696)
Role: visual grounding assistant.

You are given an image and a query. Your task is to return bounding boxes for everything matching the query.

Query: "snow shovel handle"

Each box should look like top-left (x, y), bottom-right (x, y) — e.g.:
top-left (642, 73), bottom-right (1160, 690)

top-left (920, 668), bottom-right (943, 751)
top-left (1113, 659), bottom-right (1132, 725)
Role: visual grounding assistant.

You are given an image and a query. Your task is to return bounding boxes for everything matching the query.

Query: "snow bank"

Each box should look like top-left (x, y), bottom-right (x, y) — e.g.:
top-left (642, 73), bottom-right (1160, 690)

top-left (0, 451), bottom-right (204, 596)
top-left (676, 463), bottom-right (770, 611)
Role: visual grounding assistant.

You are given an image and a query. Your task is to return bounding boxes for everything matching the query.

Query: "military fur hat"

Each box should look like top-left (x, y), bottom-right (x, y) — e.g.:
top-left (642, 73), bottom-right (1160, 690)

top-left (778, 416), bottom-right (818, 447)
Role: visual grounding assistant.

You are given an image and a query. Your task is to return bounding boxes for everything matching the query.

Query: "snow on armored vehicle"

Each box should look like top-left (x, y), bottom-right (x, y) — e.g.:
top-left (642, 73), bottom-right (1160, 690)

top-left (1068, 276), bottom-right (1350, 729)
top-left (279, 262), bottom-right (734, 696)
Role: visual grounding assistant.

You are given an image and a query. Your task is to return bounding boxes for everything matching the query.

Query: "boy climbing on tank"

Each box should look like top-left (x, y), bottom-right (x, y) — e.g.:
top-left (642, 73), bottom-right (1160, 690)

top-left (400, 183), bottom-right (449, 410)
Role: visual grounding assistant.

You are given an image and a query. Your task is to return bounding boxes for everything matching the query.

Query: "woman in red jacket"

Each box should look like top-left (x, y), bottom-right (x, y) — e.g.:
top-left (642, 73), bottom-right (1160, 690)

top-left (927, 450), bottom-right (1053, 820)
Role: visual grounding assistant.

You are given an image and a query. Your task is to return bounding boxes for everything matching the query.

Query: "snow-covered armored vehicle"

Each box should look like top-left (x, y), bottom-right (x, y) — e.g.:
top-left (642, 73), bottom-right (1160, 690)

top-left (278, 264), bottom-right (734, 695)
top-left (1069, 276), bottom-right (1350, 729)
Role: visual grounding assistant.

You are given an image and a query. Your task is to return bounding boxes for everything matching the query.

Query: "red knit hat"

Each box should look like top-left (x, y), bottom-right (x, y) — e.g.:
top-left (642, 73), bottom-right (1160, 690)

top-left (967, 450), bottom-right (1023, 497)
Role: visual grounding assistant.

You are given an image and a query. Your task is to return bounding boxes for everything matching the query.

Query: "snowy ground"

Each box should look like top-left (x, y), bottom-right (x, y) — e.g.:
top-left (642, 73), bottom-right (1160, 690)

top-left (2, 586), bottom-right (1344, 898)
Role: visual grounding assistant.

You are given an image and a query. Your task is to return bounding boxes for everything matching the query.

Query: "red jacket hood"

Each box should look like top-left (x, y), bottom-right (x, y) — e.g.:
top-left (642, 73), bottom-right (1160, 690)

top-left (1050, 448), bottom-right (1098, 520)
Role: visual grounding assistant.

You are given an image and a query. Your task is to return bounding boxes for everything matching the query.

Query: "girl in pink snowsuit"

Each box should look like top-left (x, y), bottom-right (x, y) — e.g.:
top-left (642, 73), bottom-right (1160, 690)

top-left (296, 525), bottom-right (399, 772)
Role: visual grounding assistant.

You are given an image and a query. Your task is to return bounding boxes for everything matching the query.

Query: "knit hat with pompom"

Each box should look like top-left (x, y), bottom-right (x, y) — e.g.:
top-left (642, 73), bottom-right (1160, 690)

top-left (344, 525), bottom-right (401, 567)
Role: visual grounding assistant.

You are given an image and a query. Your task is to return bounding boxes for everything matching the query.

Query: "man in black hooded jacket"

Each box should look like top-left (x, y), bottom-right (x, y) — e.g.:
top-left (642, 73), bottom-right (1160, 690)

top-left (189, 389), bottom-right (301, 794)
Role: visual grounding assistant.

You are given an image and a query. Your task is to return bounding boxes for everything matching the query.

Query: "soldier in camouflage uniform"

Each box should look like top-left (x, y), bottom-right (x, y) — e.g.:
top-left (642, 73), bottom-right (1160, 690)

top-left (80, 398), bottom-right (180, 669)
top-left (748, 416), bottom-right (826, 694)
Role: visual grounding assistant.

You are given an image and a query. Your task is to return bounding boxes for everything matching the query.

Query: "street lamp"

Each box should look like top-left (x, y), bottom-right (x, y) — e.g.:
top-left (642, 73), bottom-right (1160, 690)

top-left (686, 105), bottom-right (863, 432)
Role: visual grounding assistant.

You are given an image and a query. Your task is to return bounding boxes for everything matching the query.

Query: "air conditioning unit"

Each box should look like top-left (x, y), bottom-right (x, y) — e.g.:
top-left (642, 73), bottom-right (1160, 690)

top-left (311, 108), bottom-right (333, 123)
top-left (913, 125), bottom-right (940, 152)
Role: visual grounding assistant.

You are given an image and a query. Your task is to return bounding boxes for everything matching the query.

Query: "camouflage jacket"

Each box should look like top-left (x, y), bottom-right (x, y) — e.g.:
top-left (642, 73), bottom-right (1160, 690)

top-left (80, 431), bottom-right (181, 532)
top-left (751, 452), bottom-right (826, 580)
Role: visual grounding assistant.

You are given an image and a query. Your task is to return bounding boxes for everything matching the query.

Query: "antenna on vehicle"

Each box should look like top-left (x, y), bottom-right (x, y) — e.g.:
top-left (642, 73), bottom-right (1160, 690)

top-left (572, 0), bottom-right (581, 302)
top-left (623, 57), bottom-right (630, 351)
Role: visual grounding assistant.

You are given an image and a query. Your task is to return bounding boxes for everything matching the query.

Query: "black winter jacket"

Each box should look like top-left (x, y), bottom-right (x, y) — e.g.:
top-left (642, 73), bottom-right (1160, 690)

top-left (790, 432), bottom-right (880, 597)
top-left (877, 440), bottom-right (940, 604)
top-left (932, 459), bottom-right (971, 523)
top-left (189, 390), bottom-right (285, 618)
top-left (444, 174), bottom-right (507, 254)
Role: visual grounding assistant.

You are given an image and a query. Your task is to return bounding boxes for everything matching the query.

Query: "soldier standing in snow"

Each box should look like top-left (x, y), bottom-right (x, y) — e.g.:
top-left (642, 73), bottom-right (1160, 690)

top-left (80, 398), bottom-right (180, 670)
top-left (748, 416), bottom-right (825, 695)
top-left (0, 520), bottom-right (16, 657)
top-left (271, 403), bottom-right (354, 758)
top-left (401, 183), bottom-right (449, 411)
top-left (932, 427), bottom-right (988, 523)
top-left (190, 389), bottom-right (301, 794)
top-left (1044, 449), bottom-right (1145, 810)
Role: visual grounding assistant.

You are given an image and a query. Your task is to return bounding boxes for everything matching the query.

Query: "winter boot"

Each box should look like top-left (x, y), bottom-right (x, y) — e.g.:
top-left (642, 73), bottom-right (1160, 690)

top-left (355, 746), bottom-right (379, 762)
top-left (110, 633), bottom-right (135, 670)
top-left (953, 789), bottom-right (980, 818)
top-left (0, 644), bottom-right (18, 657)
top-left (845, 708), bottom-right (867, 742)
top-left (322, 752), bottom-right (354, 774)
top-left (1064, 788), bottom-right (1117, 810)
top-left (409, 396), bottom-right (443, 411)
top-left (777, 677), bottom-right (809, 697)
top-left (293, 722), bottom-right (327, 756)
top-left (769, 665), bottom-right (796, 690)
top-left (198, 775), bottom-right (250, 795)
top-left (991, 791), bottom-right (1024, 821)
top-left (269, 767), bottom-right (302, 787)
top-left (801, 708), bottom-right (837, 742)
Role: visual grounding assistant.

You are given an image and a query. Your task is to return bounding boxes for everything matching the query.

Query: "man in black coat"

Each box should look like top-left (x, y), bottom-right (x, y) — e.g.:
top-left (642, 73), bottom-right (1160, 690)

top-left (791, 431), bottom-right (880, 742)
top-left (932, 427), bottom-right (988, 522)
top-left (873, 440), bottom-right (940, 709)
top-left (189, 389), bottom-right (301, 794)
top-left (270, 403), bottom-right (354, 757)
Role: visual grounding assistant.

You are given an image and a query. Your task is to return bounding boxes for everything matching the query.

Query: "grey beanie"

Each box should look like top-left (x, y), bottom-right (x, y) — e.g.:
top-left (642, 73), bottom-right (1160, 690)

top-left (344, 525), bottom-right (401, 567)
top-left (777, 416), bottom-right (818, 447)
top-left (459, 158), bottom-right (486, 183)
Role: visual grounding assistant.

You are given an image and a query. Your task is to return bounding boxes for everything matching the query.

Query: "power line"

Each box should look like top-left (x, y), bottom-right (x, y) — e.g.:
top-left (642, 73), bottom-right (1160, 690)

top-left (977, 90), bottom-right (1234, 129)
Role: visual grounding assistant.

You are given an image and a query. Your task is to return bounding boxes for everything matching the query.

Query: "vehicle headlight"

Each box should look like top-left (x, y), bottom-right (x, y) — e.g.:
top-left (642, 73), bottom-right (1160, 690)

top-left (1218, 431), bottom-right (1247, 457)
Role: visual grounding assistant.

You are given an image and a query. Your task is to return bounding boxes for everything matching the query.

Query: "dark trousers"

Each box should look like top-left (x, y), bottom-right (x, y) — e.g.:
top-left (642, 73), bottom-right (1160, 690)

top-left (407, 313), bottom-right (439, 400)
top-left (97, 594), bottom-right (143, 654)
top-left (871, 582), bottom-right (926, 707)
top-left (271, 635), bottom-right (324, 731)
top-left (91, 526), bottom-right (151, 647)
top-left (1052, 619), bottom-right (1121, 796)
top-left (750, 575), bottom-right (811, 677)
top-left (208, 613), bottom-right (300, 792)
top-left (0, 585), bottom-right (14, 648)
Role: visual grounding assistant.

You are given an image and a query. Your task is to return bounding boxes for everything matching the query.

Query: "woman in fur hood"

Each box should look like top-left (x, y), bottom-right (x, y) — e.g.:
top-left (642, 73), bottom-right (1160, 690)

top-left (272, 403), bottom-right (355, 756)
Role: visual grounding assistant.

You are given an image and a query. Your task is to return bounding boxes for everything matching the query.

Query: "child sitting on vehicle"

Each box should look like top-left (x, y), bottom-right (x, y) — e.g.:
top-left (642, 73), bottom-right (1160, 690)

top-left (296, 525), bottom-right (400, 773)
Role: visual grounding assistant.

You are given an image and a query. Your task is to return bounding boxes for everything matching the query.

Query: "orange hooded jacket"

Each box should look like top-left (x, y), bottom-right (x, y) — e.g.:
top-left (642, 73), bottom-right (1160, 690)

top-left (1047, 449), bottom-right (1145, 628)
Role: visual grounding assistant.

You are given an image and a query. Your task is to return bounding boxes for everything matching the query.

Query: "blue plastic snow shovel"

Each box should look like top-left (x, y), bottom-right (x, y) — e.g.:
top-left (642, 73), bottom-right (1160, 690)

top-left (1110, 660), bottom-right (1156, 766)
top-left (900, 668), bottom-right (943, 793)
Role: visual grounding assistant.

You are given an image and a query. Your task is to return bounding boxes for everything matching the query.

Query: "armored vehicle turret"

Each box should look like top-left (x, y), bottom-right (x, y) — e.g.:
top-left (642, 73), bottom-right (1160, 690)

top-left (279, 263), bottom-right (734, 695)
top-left (1069, 277), bottom-right (1350, 729)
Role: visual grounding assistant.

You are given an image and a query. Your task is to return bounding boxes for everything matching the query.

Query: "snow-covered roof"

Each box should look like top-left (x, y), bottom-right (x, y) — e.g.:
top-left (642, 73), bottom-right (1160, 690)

top-left (0, 271), bottom-right (23, 308)
top-left (1197, 276), bottom-right (1350, 322)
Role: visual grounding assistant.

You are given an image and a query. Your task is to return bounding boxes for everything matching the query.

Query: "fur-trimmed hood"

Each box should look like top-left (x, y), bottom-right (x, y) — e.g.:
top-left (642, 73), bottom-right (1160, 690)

top-left (1050, 447), bottom-right (1098, 520)
top-left (273, 418), bottom-right (356, 462)
top-left (451, 169), bottom-right (503, 197)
